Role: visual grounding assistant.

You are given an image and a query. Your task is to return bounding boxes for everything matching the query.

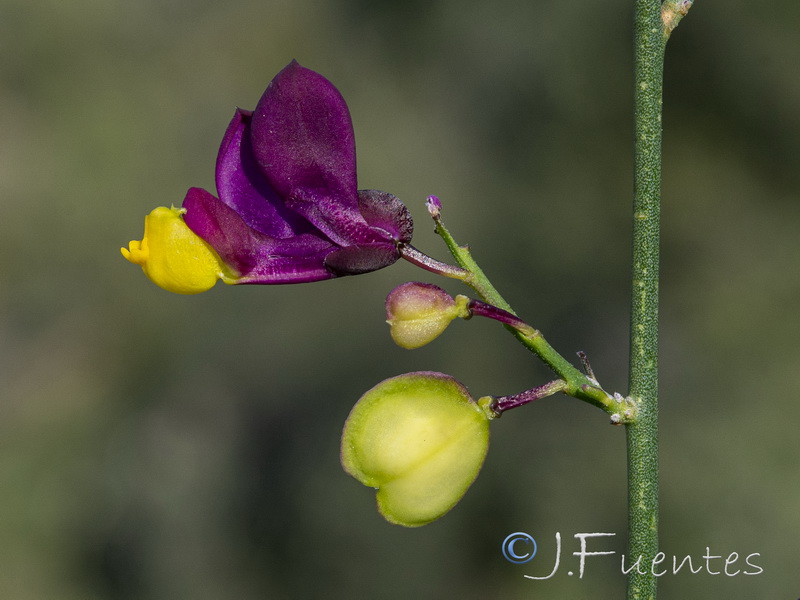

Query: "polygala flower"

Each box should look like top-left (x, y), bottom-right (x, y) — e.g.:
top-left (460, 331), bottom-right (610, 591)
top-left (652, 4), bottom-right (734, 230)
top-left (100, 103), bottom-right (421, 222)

top-left (122, 61), bottom-right (413, 294)
top-left (341, 372), bottom-right (490, 527)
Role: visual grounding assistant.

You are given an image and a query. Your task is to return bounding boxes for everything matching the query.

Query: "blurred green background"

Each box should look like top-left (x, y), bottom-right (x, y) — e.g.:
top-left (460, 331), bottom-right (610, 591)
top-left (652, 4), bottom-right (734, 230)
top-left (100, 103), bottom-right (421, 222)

top-left (1, 0), bottom-right (798, 597)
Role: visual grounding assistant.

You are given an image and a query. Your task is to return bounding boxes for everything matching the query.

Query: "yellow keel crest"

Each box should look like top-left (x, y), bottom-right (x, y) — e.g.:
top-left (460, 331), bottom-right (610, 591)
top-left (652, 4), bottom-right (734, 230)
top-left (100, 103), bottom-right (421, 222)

top-left (121, 206), bottom-right (230, 295)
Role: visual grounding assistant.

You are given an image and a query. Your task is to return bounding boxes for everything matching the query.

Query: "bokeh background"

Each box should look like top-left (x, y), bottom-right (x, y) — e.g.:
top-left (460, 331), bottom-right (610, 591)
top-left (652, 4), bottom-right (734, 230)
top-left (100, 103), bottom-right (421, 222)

top-left (2, 0), bottom-right (798, 598)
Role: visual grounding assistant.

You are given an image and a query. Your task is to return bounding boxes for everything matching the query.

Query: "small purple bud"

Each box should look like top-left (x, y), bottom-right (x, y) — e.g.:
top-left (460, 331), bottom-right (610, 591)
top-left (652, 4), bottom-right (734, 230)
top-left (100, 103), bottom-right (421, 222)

top-left (425, 195), bottom-right (442, 219)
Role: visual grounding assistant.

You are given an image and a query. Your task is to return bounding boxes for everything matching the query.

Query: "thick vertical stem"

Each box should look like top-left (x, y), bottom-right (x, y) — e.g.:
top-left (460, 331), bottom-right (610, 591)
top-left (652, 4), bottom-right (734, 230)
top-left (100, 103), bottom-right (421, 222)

top-left (627, 1), bottom-right (666, 598)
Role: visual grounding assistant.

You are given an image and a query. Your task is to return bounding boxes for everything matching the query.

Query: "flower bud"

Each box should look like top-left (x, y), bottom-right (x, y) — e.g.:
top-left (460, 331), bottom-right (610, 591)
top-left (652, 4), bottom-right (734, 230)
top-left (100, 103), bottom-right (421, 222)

top-left (385, 282), bottom-right (469, 349)
top-left (341, 372), bottom-right (490, 527)
top-left (121, 206), bottom-right (232, 295)
top-left (425, 195), bottom-right (442, 218)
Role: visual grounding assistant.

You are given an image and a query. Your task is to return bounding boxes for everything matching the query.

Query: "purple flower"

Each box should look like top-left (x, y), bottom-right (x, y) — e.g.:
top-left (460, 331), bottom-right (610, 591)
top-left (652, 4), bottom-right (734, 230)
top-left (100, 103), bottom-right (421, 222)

top-left (122, 61), bottom-right (413, 293)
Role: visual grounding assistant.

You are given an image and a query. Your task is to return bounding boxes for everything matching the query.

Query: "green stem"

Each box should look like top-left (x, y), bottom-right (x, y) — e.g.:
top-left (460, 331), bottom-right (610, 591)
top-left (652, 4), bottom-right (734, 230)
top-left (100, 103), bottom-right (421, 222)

top-left (427, 213), bottom-right (629, 416)
top-left (626, 0), bottom-right (691, 597)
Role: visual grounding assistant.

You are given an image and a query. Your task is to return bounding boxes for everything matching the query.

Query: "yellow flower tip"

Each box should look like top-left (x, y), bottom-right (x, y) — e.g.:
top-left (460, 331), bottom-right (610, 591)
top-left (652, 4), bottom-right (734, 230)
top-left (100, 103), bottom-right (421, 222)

top-left (122, 206), bottom-right (232, 295)
top-left (121, 239), bottom-right (148, 265)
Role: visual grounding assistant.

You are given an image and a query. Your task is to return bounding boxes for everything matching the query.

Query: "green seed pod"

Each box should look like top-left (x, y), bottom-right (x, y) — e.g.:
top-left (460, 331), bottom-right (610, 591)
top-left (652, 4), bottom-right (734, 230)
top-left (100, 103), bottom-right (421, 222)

top-left (385, 282), bottom-right (469, 349)
top-left (341, 372), bottom-right (490, 527)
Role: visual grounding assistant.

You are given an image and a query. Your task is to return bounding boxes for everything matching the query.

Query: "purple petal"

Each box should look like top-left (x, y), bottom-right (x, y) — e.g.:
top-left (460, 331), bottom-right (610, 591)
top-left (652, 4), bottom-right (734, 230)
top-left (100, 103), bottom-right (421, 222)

top-left (358, 190), bottom-right (414, 244)
top-left (239, 235), bottom-right (337, 283)
top-left (182, 187), bottom-right (338, 284)
top-left (182, 187), bottom-right (256, 274)
top-left (251, 61), bottom-right (371, 245)
top-left (324, 244), bottom-right (400, 275)
top-left (216, 109), bottom-right (308, 238)
top-left (284, 188), bottom-right (386, 247)
top-left (251, 60), bottom-right (357, 202)
top-left (283, 188), bottom-right (413, 249)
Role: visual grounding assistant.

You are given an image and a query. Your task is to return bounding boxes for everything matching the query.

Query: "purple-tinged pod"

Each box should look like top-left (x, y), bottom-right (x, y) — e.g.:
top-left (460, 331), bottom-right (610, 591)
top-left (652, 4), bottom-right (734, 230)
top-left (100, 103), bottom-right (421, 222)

top-left (385, 282), bottom-right (469, 349)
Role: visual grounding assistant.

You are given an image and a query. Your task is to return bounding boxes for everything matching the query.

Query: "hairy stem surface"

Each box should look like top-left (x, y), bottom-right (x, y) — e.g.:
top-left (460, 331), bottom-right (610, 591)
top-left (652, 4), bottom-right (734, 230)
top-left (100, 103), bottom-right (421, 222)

top-left (626, 0), bottom-right (691, 596)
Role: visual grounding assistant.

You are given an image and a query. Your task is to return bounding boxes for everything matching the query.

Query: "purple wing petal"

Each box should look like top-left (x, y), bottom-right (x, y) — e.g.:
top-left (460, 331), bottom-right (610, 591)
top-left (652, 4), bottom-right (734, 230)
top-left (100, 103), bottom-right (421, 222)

top-left (182, 187), bottom-right (256, 275)
top-left (251, 61), bottom-right (373, 245)
top-left (283, 187), bottom-right (386, 247)
top-left (239, 233), bottom-right (338, 283)
top-left (216, 109), bottom-right (309, 238)
top-left (357, 190), bottom-right (414, 244)
top-left (324, 244), bottom-right (400, 275)
top-left (182, 187), bottom-right (338, 284)
top-left (323, 189), bottom-right (414, 274)
top-left (251, 60), bottom-right (357, 202)
top-left (297, 190), bottom-right (414, 275)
